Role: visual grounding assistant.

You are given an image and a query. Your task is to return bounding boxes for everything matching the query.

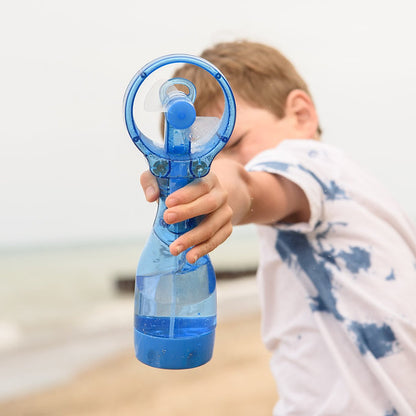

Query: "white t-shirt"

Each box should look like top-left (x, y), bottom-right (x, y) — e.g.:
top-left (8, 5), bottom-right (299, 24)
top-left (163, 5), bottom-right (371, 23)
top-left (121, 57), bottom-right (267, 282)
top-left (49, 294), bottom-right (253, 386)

top-left (245, 140), bottom-right (416, 416)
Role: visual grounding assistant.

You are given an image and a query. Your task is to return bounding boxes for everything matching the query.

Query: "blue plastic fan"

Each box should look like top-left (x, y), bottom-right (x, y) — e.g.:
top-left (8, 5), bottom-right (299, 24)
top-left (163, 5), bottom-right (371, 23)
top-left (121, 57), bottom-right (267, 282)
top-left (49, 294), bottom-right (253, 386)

top-left (124, 54), bottom-right (236, 369)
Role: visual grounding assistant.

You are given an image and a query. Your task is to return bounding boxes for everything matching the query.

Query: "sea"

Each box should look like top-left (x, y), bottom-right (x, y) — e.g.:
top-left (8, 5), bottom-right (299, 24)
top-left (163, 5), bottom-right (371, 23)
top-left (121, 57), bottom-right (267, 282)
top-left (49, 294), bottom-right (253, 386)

top-left (0, 226), bottom-right (260, 401)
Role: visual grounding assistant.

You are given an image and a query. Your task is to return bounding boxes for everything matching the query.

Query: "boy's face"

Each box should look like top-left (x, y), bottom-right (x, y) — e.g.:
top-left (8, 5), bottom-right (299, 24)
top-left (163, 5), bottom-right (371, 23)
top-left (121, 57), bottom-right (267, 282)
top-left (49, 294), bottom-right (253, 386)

top-left (206, 96), bottom-right (300, 165)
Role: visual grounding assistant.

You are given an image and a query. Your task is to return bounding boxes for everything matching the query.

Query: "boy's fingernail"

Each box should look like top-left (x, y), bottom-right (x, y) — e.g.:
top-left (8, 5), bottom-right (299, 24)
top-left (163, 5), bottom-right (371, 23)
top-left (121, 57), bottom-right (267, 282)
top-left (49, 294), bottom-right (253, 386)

top-left (175, 245), bottom-right (183, 255)
top-left (145, 186), bottom-right (156, 200)
top-left (165, 212), bottom-right (177, 223)
top-left (166, 196), bottom-right (177, 207)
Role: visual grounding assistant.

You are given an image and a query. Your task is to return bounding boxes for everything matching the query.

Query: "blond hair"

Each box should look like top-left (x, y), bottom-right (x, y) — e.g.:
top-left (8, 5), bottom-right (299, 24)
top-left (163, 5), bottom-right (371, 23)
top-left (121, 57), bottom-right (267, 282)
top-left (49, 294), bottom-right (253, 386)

top-left (173, 40), bottom-right (321, 136)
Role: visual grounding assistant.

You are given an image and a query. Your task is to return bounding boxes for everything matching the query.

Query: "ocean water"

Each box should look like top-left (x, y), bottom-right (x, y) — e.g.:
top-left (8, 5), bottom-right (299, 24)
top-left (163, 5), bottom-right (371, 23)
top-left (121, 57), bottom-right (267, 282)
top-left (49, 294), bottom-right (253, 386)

top-left (0, 226), bottom-right (258, 346)
top-left (0, 240), bottom-right (140, 347)
top-left (0, 227), bottom-right (259, 400)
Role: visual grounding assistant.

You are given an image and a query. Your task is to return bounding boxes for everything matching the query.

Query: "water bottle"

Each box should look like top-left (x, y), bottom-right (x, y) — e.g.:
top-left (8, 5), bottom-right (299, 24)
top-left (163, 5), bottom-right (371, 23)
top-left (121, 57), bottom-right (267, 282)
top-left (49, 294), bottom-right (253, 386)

top-left (124, 54), bottom-right (236, 369)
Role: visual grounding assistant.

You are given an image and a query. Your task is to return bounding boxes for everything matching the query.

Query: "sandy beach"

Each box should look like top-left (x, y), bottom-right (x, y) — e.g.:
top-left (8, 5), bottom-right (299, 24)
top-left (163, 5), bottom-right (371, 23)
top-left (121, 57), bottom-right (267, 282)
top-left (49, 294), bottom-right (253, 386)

top-left (0, 312), bottom-right (277, 416)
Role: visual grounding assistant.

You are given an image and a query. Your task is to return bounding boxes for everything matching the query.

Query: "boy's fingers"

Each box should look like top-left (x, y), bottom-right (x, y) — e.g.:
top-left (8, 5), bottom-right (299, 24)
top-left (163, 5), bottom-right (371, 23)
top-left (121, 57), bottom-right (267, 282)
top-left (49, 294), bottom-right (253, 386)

top-left (186, 222), bottom-right (233, 264)
top-left (169, 203), bottom-right (233, 259)
top-left (140, 171), bottom-right (159, 202)
top-left (165, 174), bottom-right (217, 208)
top-left (164, 187), bottom-right (228, 224)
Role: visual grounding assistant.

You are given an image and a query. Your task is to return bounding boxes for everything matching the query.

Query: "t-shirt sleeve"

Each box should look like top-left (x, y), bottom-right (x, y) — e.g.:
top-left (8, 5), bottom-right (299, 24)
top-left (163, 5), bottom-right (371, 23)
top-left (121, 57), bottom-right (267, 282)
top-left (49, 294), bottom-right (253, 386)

top-left (245, 142), bottom-right (326, 233)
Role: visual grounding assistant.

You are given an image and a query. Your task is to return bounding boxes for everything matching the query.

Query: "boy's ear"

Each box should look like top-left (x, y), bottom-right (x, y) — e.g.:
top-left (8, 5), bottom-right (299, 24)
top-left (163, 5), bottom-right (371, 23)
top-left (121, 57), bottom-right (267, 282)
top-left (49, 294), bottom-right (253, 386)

top-left (285, 89), bottom-right (319, 138)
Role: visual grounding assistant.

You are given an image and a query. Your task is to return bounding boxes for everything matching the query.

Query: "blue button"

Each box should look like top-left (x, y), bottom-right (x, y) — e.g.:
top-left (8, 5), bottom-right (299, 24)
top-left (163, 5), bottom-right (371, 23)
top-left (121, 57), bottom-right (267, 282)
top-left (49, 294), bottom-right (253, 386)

top-left (166, 99), bottom-right (196, 129)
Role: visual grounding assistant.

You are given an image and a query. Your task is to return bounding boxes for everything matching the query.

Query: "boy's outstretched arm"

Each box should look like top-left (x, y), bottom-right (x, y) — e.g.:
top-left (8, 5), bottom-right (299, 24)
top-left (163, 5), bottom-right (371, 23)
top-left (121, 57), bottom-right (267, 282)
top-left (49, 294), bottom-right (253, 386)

top-left (140, 158), bottom-right (309, 264)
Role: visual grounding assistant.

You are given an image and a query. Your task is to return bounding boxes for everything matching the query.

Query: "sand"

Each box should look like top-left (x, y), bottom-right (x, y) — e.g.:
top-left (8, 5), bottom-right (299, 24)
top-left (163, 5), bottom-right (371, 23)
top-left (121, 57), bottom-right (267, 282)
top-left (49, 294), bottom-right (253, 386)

top-left (0, 313), bottom-right (278, 416)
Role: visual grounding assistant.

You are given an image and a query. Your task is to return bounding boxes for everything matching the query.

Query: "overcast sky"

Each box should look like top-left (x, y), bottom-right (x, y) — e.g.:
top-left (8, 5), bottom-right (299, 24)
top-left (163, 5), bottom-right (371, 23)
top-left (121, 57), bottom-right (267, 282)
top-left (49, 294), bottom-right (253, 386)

top-left (1, 0), bottom-right (415, 247)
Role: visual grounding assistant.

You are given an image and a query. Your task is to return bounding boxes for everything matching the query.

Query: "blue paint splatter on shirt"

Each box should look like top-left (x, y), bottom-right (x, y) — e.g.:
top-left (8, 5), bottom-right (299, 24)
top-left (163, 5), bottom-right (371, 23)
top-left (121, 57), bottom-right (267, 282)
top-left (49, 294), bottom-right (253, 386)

top-left (316, 222), bottom-right (342, 241)
top-left (384, 407), bottom-right (398, 416)
top-left (385, 269), bottom-right (396, 281)
top-left (315, 222), bottom-right (347, 254)
top-left (275, 230), bottom-right (343, 320)
top-left (257, 161), bottom-right (291, 172)
top-left (348, 321), bottom-right (398, 359)
top-left (275, 228), bottom-right (398, 359)
top-left (298, 165), bottom-right (348, 200)
top-left (253, 155), bottom-right (399, 360)
top-left (253, 161), bottom-right (348, 201)
top-left (317, 248), bottom-right (339, 268)
top-left (338, 246), bottom-right (371, 274)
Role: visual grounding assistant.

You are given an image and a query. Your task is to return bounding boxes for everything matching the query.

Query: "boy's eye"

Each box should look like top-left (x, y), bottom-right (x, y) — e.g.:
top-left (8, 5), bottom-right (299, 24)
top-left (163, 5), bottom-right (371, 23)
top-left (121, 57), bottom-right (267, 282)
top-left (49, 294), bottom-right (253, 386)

top-left (228, 134), bottom-right (245, 150)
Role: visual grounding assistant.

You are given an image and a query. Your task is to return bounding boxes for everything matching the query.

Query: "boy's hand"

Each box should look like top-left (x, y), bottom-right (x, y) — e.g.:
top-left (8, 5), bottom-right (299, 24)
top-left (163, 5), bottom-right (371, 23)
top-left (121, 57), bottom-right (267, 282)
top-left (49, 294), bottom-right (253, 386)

top-left (140, 170), bottom-right (233, 264)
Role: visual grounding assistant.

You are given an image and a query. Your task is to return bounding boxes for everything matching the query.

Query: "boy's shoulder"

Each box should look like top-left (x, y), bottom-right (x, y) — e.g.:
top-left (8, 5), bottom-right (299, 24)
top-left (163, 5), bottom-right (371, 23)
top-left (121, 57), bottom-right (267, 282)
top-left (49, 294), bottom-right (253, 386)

top-left (246, 139), bottom-right (346, 171)
top-left (277, 138), bottom-right (341, 156)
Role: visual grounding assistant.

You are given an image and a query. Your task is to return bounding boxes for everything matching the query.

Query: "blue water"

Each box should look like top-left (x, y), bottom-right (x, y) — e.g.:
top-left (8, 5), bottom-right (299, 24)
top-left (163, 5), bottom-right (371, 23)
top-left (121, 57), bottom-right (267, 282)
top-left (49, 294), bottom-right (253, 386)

top-left (133, 247), bottom-right (218, 369)
top-left (134, 316), bottom-right (216, 369)
top-left (135, 315), bottom-right (216, 338)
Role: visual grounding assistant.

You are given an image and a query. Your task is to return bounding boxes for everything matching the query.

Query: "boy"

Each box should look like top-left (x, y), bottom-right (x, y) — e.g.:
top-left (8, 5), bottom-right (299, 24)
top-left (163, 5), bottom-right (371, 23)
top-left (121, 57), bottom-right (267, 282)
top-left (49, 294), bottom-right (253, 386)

top-left (141, 41), bottom-right (416, 415)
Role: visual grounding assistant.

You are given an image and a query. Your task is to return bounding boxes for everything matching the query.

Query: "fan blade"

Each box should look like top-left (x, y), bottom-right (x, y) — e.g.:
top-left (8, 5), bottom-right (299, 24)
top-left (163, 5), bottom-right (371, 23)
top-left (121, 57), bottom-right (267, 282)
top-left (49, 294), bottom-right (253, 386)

top-left (191, 117), bottom-right (221, 150)
top-left (143, 79), bottom-right (166, 112)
